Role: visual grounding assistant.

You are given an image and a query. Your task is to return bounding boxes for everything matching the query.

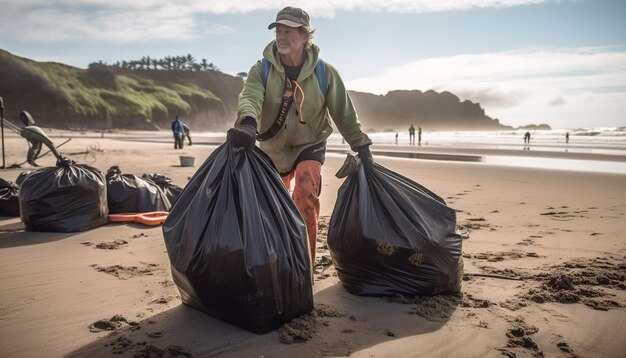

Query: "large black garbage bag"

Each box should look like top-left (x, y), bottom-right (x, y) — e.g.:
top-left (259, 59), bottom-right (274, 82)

top-left (0, 178), bottom-right (20, 217)
top-left (19, 157), bottom-right (108, 232)
top-left (141, 173), bottom-right (183, 207)
top-left (328, 155), bottom-right (463, 296)
top-left (106, 166), bottom-right (171, 213)
top-left (162, 141), bottom-right (313, 334)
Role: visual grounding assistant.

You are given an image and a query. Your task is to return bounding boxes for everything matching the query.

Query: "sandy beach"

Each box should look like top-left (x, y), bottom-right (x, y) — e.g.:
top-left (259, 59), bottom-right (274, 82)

top-left (1, 131), bottom-right (625, 357)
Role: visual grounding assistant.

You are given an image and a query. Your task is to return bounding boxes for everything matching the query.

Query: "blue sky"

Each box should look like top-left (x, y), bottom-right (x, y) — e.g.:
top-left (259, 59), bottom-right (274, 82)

top-left (1, 0), bottom-right (625, 129)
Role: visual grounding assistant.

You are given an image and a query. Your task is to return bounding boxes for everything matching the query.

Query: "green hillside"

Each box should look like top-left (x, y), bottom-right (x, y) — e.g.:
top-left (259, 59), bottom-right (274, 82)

top-left (0, 50), bottom-right (242, 130)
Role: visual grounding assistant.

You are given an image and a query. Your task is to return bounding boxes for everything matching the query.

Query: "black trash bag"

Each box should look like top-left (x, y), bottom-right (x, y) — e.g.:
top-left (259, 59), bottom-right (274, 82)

top-left (141, 173), bottom-right (183, 207)
top-left (15, 170), bottom-right (34, 187)
top-left (162, 141), bottom-right (313, 334)
top-left (0, 178), bottom-right (20, 217)
top-left (328, 154), bottom-right (463, 296)
top-left (19, 157), bottom-right (109, 232)
top-left (106, 166), bottom-right (171, 213)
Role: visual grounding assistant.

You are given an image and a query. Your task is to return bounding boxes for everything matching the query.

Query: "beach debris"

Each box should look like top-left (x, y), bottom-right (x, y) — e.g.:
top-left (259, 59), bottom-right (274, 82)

top-left (278, 311), bottom-right (317, 344)
top-left (387, 294), bottom-right (462, 322)
top-left (524, 256), bottom-right (625, 310)
top-left (499, 299), bottom-right (529, 311)
top-left (89, 315), bottom-right (139, 332)
top-left (375, 241), bottom-right (397, 256)
top-left (468, 250), bottom-right (538, 262)
top-left (90, 264), bottom-right (158, 280)
top-left (408, 250), bottom-right (423, 266)
top-left (314, 255), bottom-right (333, 269)
top-left (409, 295), bottom-right (460, 321)
top-left (315, 303), bottom-right (345, 318)
top-left (462, 294), bottom-right (491, 308)
top-left (104, 334), bottom-right (194, 357)
top-left (498, 318), bottom-right (542, 357)
top-left (384, 329), bottom-right (395, 337)
top-left (68, 143), bottom-right (104, 162)
top-left (150, 296), bottom-right (175, 305)
top-left (95, 239), bottom-right (128, 249)
top-left (463, 273), bottom-right (523, 281)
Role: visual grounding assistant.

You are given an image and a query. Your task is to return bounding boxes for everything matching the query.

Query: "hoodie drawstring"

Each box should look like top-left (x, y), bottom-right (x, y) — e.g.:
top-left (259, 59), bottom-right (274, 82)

top-left (292, 80), bottom-right (306, 124)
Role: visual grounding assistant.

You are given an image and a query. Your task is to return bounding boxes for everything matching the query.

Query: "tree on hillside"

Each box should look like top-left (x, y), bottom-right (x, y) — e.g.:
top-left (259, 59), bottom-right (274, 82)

top-left (89, 54), bottom-right (222, 73)
top-left (186, 54), bottom-right (196, 70)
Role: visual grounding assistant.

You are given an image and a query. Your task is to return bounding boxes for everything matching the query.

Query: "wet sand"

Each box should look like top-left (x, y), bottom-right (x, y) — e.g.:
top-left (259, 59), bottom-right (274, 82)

top-left (0, 132), bottom-right (624, 357)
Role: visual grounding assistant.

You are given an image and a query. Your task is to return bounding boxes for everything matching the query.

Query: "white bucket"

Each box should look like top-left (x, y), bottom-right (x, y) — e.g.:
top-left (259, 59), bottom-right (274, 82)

top-left (179, 156), bottom-right (195, 167)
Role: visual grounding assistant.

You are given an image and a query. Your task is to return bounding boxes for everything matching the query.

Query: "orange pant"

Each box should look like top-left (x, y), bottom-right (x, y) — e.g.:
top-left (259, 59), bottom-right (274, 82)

top-left (282, 160), bottom-right (321, 264)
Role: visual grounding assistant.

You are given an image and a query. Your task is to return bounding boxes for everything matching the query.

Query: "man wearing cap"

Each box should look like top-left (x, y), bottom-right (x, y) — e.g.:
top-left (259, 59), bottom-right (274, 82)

top-left (228, 6), bottom-right (373, 264)
top-left (18, 111), bottom-right (61, 167)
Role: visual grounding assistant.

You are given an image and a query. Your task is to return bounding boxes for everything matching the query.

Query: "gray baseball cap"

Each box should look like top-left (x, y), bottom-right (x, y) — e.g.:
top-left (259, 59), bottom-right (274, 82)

top-left (268, 6), bottom-right (310, 29)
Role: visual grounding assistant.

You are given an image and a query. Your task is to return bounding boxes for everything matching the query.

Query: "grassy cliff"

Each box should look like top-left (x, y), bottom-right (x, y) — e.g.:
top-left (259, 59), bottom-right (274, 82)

top-left (0, 50), bottom-right (242, 130)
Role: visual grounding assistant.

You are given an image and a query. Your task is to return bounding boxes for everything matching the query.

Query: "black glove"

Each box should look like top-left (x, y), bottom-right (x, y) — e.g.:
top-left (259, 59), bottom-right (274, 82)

top-left (227, 122), bottom-right (256, 149)
top-left (357, 145), bottom-right (373, 167)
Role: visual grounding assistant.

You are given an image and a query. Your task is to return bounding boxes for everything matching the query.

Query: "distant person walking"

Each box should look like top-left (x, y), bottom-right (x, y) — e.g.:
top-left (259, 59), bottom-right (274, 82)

top-left (409, 124), bottom-right (416, 145)
top-left (565, 132), bottom-right (569, 144)
top-left (418, 126), bottom-right (422, 146)
top-left (524, 131), bottom-right (531, 144)
top-left (171, 115), bottom-right (185, 149)
top-left (395, 132), bottom-right (398, 145)
top-left (17, 111), bottom-right (61, 167)
top-left (183, 122), bottom-right (192, 146)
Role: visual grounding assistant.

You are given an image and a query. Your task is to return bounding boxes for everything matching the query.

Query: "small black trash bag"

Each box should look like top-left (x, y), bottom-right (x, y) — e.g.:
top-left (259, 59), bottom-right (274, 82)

top-left (106, 166), bottom-right (171, 213)
top-left (328, 154), bottom-right (463, 296)
top-left (162, 140), bottom-right (313, 334)
top-left (141, 173), bottom-right (183, 207)
top-left (0, 178), bottom-right (20, 217)
top-left (19, 157), bottom-right (108, 232)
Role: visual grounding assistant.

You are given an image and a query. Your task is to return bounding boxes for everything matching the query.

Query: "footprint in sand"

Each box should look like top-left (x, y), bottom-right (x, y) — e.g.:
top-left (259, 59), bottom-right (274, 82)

top-left (498, 318), bottom-right (542, 357)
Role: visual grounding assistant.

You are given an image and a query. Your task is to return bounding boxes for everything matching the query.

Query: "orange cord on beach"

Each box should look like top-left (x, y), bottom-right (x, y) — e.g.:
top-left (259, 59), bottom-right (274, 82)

top-left (108, 211), bottom-right (169, 226)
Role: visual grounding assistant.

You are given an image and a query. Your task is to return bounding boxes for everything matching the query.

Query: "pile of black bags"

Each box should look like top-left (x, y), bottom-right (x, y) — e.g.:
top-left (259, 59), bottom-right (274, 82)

top-left (162, 141), bottom-right (313, 334)
top-left (328, 155), bottom-right (463, 296)
top-left (106, 166), bottom-right (171, 213)
top-left (19, 157), bottom-right (108, 232)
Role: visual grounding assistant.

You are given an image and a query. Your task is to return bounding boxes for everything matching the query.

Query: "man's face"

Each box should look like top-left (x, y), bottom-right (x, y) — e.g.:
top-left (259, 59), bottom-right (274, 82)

top-left (275, 24), bottom-right (306, 56)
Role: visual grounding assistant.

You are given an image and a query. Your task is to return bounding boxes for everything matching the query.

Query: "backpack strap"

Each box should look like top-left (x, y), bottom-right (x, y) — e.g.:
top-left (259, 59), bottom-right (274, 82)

top-left (314, 58), bottom-right (327, 97)
top-left (261, 58), bottom-right (271, 89)
top-left (261, 57), bottom-right (327, 97)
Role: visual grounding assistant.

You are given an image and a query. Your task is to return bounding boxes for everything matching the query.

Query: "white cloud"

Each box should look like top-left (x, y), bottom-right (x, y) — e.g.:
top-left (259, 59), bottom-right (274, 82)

top-left (347, 47), bottom-right (626, 101)
top-left (346, 47), bottom-right (626, 128)
top-left (0, 0), bottom-right (551, 43)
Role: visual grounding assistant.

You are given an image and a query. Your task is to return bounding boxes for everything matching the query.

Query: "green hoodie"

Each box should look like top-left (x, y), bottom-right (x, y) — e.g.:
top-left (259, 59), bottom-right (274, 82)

top-left (237, 41), bottom-right (371, 173)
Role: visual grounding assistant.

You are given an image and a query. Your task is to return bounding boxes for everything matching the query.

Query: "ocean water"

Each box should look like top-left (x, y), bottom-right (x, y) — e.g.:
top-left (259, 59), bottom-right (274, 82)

top-left (331, 127), bottom-right (626, 151)
top-left (327, 127), bottom-right (626, 174)
top-left (189, 127), bottom-right (626, 174)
